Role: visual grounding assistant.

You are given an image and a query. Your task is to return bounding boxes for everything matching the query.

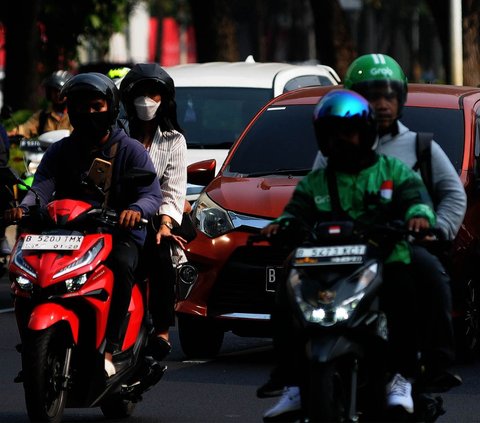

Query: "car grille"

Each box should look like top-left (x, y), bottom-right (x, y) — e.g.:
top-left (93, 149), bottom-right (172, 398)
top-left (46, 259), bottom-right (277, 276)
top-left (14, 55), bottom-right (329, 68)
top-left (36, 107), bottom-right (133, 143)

top-left (207, 245), bottom-right (288, 316)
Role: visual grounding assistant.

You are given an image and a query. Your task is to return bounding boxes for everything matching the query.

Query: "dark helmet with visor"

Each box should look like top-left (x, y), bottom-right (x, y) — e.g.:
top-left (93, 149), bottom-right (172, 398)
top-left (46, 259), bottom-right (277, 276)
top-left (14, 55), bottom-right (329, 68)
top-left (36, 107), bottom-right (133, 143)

top-left (313, 89), bottom-right (377, 157)
top-left (120, 63), bottom-right (175, 109)
top-left (43, 70), bottom-right (73, 91)
top-left (60, 72), bottom-right (120, 126)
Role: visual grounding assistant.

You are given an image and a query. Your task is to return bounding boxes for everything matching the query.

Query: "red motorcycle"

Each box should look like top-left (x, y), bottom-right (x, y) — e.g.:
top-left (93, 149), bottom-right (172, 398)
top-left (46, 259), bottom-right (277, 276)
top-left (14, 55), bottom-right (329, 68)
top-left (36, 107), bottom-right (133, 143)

top-left (6, 168), bottom-right (165, 423)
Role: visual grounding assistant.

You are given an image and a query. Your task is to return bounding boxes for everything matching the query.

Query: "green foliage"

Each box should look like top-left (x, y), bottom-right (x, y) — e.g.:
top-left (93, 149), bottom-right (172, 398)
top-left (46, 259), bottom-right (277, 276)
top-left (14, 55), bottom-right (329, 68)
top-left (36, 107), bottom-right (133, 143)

top-left (2, 110), bottom-right (34, 131)
top-left (39, 0), bottom-right (140, 67)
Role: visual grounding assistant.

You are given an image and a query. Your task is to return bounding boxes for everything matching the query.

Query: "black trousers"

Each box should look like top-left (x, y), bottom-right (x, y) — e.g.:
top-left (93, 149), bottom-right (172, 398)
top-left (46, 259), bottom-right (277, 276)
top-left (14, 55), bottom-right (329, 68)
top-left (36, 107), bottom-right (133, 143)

top-left (142, 224), bottom-right (176, 333)
top-left (410, 244), bottom-right (455, 371)
top-left (105, 236), bottom-right (139, 353)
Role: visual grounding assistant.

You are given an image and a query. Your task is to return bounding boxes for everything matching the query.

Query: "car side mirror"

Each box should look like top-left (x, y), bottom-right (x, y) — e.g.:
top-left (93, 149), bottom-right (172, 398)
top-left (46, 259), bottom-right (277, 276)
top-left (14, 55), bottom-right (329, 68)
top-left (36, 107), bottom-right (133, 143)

top-left (187, 159), bottom-right (216, 187)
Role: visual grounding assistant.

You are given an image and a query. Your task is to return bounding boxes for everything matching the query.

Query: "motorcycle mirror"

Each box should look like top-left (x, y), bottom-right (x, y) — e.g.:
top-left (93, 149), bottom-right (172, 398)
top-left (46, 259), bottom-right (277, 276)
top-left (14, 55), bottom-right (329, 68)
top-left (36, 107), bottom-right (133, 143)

top-left (0, 166), bottom-right (23, 186)
top-left (0, 166), bottom-right (41, 206)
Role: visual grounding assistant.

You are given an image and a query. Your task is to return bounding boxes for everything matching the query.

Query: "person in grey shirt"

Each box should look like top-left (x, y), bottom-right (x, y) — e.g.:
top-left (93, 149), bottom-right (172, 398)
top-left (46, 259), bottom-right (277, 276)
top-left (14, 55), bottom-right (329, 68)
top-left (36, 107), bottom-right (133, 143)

top-left (260, 54), bottom-right (464, 421)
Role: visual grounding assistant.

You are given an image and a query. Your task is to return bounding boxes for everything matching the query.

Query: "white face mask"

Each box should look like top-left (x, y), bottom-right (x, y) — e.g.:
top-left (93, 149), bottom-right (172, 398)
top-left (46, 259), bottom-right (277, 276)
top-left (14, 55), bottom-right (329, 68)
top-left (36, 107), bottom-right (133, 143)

top-left (133, 96), bottom-right (161, 121)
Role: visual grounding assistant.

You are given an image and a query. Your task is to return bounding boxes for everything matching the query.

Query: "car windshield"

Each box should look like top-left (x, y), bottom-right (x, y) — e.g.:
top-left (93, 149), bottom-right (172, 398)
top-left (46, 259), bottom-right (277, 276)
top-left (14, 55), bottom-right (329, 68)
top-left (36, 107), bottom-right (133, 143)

top-left (175, 87), bottom-right (271, 149)
top-left (225, 103), bottom-right (465, 177)
top-left (402, 106), bottom-right (464, 172)
top-left (226, 105), bottom-right (318, 176)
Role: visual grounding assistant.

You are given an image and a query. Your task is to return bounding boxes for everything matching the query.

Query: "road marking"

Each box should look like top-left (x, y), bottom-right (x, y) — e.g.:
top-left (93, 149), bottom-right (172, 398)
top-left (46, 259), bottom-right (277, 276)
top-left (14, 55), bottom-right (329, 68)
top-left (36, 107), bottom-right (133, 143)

top-left (0, 308), bottom-right (14, 314)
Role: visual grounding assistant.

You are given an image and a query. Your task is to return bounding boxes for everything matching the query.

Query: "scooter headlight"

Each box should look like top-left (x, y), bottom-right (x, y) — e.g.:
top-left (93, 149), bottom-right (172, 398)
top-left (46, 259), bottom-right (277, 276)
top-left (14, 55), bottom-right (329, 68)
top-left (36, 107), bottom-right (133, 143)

top-left (65, 273), bottom-right (88, 292)
top-left (54, 238), bottom-right (104, 279)
top-left (12, 238), bottom-right (37, 278)
top-left (15, 276), bottom-right (33, 291)
top-left (289, 263), bottom-right (378, 326)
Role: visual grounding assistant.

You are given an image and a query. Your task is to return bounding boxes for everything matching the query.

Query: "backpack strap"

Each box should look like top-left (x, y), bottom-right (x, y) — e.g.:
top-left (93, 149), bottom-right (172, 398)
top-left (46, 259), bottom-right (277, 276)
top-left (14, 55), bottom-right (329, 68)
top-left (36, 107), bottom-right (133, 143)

top-left (413, 132), bottom-right (434, 198)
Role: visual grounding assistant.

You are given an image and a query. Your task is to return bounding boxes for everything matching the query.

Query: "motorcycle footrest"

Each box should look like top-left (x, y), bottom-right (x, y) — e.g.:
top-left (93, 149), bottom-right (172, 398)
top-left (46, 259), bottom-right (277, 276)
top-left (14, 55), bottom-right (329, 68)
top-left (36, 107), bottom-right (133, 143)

top-left (121, 362), bottom-right (166, 400)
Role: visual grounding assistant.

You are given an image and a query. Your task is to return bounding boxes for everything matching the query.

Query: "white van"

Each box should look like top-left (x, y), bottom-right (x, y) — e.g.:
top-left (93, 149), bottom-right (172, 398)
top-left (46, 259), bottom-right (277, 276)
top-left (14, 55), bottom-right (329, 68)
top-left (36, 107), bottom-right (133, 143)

top-left (165, 58), bottom-right (340, 200)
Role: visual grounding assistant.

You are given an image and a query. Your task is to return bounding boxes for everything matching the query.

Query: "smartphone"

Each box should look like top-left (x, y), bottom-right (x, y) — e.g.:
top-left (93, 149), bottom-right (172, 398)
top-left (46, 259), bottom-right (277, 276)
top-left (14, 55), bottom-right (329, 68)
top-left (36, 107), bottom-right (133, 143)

top-left (87, 158), bottom-right (111, 187)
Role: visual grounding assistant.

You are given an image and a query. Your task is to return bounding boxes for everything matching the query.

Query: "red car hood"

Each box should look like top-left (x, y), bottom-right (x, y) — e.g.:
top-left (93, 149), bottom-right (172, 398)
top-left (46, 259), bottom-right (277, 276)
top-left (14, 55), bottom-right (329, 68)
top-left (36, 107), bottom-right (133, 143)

top-left (206, 176), bottom-right (299, 218)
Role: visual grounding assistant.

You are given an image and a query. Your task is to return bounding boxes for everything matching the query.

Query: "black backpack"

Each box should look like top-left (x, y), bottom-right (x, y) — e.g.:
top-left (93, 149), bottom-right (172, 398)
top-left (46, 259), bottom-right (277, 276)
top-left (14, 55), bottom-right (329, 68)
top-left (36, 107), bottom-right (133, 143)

top-left (413, 132), bottom-right (434, 200)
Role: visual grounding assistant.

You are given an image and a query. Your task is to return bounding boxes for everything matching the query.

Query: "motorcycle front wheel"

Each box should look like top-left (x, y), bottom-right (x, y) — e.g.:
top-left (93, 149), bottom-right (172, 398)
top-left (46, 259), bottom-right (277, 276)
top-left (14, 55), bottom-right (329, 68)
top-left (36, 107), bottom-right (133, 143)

top-left (303, 359), bottom-right (349, 422)
top-left (22, 325), bottom-right (71, 423)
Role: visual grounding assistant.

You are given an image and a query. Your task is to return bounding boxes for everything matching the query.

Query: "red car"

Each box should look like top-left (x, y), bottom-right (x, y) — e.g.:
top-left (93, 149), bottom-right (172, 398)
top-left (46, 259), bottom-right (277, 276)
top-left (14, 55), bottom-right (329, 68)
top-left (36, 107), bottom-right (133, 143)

top-left (178, 84), bottom-right (480, 359)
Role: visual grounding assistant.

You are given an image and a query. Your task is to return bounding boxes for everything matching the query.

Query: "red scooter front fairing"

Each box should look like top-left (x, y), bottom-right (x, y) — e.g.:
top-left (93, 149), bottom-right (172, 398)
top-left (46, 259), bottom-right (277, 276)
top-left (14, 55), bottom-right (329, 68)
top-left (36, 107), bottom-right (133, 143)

top-left (10, 198), bottom-right (165, 422)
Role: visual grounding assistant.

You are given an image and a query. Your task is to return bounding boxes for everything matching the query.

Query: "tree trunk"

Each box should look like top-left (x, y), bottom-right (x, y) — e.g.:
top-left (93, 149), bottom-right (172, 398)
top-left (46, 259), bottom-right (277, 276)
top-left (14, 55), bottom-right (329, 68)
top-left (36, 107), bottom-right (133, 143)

top-left (3, 0), bottom-right (41, 111)
top-left (462, 0), bottom-right (480, 86)
top-left (188, 0), bottom-right (239, 62)
top-left (309, 0), bottom-right (356, 79)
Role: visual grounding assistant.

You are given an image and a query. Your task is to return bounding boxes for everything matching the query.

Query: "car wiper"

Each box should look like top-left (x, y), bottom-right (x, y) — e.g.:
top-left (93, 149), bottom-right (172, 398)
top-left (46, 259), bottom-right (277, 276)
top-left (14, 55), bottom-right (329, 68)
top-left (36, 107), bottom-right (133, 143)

top-left (244, 168), bottom-right (311, 177)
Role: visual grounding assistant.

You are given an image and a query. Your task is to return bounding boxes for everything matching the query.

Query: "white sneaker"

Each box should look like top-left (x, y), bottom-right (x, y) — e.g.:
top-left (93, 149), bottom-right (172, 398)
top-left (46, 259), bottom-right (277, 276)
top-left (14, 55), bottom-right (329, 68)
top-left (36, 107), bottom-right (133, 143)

top-left (104, 358), bottom-right (116, 378)
top-left (263, 386), bottom-right (301, 422)
top-left (386, 373), bottom-right (414, 413)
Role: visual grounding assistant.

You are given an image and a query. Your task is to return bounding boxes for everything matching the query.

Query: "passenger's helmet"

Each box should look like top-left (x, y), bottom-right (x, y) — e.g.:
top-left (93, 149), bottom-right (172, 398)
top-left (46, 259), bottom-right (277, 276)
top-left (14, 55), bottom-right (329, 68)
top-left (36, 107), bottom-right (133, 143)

top-left (60, 72), bottom-right (120, 126)
top-left (344, 54), bottom-right (408, 112)
top-left (313, 89), bottom-right (376, 156)
top-left (120, 63), bottom-right (175, 110)
top-left (43, 70), bottom-right (73, 91)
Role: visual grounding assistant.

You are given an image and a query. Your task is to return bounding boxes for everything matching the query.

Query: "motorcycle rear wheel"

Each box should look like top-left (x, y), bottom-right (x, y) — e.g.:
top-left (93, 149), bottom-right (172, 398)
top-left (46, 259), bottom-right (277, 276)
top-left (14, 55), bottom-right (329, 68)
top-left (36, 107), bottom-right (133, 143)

top-left (22, 325), bottom-right (71, 423)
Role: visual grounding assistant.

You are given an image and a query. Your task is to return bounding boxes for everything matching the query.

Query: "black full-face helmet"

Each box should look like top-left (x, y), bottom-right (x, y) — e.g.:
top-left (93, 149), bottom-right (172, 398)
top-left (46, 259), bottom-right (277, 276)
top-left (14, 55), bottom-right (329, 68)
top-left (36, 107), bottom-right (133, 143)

top-left (60, 72), bottom-right (120, 126)
top-left (313, 89), bottom-right (377, 158)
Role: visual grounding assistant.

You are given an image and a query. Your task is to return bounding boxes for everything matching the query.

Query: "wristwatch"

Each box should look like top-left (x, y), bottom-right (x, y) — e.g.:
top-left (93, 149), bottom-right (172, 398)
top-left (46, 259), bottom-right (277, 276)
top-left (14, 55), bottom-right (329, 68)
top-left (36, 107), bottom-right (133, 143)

top-left (160, 221), bottom-right (173, 230)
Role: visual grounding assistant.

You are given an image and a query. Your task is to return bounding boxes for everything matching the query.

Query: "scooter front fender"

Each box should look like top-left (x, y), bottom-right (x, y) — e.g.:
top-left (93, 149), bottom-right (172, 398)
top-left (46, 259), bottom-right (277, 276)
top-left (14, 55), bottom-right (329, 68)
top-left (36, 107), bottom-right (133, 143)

top-left (28, 303), bottom-right (79, 344)
top-left (307, 334), bottom-right (363, 363)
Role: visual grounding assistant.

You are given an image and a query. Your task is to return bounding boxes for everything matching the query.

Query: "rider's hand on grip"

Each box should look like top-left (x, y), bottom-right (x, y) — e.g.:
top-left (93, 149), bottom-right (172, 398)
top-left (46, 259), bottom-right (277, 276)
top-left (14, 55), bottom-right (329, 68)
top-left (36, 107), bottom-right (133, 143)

top-left (118, 209), bottom-right (141, 229)
top-left (4, 207), bottom-right (24, 225)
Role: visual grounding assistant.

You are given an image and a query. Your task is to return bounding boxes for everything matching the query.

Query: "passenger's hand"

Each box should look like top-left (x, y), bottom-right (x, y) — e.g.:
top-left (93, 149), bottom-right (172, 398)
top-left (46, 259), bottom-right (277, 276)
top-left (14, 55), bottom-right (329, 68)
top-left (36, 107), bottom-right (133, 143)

top-left (118, 209), bottom-right (141, 229)
top-left (261, 223), bottom-right (280, 238)
top-left (407, 217), bottom-right (430, 233)
top-left (156, 225), bottom-right (187, 249)
top-left (4, 207), bottom-right (24, 224)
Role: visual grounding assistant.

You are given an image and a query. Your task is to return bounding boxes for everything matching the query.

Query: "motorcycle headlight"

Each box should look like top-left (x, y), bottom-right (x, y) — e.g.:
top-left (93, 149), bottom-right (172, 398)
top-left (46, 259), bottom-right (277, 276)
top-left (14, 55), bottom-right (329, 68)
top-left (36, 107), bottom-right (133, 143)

top-left (65, 273), bottom-right (88, 292)
top-left (54, 239), bottom-right (104, 279)
top-left (12, 239), bottom-right (37, 278)
top-left (193, 192), bottom-right (234, 238)
top-left (289, 263), bottom-right (378, 326)
top-left (16, 276), bottom-right (33, 291)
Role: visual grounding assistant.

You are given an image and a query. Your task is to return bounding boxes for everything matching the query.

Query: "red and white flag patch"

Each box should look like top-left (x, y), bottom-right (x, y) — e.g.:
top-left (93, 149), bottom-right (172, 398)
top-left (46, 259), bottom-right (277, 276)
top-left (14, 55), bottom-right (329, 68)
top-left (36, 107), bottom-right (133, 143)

top-left (380, 180), bottom-right (393, 200)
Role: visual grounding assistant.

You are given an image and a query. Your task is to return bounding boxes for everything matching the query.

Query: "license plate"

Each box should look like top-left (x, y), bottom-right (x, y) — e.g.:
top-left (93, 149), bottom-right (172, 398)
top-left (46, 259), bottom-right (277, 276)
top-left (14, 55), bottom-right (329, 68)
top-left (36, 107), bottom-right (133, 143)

top-left (22, 234), bottom-right (84, 251)
top-left (265, 266), bottom-right (282, 292)
top-left (296, 245), bottom-right (367, 258)
top-left (295, 245), bottom-right (366, 265)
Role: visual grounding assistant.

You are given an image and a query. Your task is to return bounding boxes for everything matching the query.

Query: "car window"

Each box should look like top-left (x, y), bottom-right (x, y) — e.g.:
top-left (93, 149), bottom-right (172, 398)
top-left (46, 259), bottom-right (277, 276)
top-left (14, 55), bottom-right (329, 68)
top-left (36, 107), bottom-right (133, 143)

top-left (402, 106), bottom-right (464, 172)
top-left (226, 105), bottom-right (317, 176)
top-left (283, 75), bottom-right (335, 92)
top-left (175, 87), bottom-right (271, 149)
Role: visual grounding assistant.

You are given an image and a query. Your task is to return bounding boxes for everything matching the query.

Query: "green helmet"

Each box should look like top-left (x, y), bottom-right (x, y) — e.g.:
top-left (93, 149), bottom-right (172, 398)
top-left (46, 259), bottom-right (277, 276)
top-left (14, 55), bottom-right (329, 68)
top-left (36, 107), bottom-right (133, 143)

top-left (344, 54), bottom-right (408, 109)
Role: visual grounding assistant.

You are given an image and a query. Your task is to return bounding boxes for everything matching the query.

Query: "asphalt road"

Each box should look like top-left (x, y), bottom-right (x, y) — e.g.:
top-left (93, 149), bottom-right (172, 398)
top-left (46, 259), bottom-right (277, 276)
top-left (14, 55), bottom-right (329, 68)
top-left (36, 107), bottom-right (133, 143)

top-left (1, 269), bottom-right (480, 422)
